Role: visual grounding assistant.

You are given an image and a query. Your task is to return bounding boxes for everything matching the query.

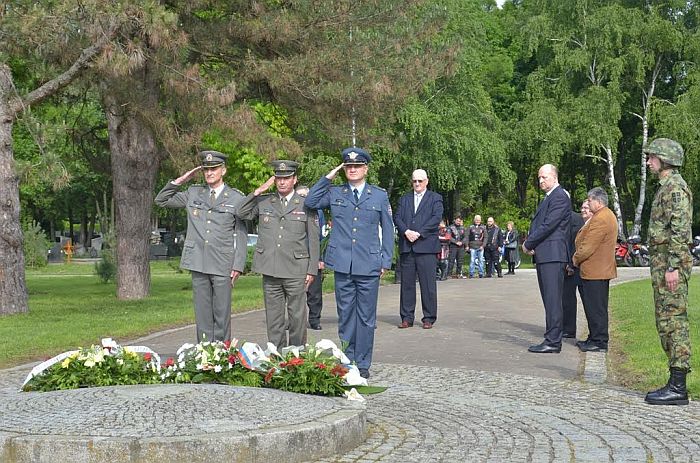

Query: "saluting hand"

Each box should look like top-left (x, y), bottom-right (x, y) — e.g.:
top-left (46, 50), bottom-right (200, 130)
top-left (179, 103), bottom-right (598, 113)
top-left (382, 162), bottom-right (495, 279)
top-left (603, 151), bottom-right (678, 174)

top-left (254, 176), bottom-right (276, 196)
top-left (325, 163), bottom-right (345, 180)
top-left (173, 166), bottom-right (202, 185)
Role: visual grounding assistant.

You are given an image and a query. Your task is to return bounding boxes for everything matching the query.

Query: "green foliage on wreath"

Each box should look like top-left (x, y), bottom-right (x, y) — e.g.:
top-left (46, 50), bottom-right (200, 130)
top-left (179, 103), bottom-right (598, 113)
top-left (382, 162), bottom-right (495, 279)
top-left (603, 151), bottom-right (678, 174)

top-left (263, 346), bottom-right (348, 396)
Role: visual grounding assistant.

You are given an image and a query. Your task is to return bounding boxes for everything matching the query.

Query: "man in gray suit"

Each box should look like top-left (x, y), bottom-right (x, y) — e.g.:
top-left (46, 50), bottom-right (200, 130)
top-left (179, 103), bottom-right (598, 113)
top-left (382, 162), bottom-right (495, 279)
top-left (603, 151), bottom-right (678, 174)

top-left (155, 150), bottom-right (248, 342)
top-left (237, 161), bottom-right (320, 348)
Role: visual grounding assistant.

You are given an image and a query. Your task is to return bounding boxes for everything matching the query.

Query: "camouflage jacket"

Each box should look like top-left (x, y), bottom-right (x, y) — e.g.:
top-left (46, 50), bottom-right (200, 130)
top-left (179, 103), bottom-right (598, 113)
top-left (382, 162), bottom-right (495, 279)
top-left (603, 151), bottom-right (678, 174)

top-left (647, 170), bottom-right (693, 269)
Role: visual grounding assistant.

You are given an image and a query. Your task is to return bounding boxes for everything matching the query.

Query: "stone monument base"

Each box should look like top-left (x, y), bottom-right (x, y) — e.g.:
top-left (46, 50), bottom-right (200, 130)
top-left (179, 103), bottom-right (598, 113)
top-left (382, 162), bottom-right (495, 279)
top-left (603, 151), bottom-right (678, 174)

top-left (0, 384), bottom-right (366, 462)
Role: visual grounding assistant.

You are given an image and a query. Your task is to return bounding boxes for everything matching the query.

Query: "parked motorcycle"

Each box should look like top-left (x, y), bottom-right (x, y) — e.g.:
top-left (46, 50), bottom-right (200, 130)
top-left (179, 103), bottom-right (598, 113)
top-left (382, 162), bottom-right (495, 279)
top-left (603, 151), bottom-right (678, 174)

top-left (691, 236), bottom-right (700, 266)
top-left (615, 235), bottom-right (650, 267)
top-left (626, 235), bottom-right (650, 267)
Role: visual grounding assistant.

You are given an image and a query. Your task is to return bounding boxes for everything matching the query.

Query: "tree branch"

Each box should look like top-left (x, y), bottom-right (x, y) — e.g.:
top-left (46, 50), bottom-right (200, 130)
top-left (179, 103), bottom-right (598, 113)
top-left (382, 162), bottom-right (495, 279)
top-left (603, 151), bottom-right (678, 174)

top-left (10, 26), bottom-right (117, 116)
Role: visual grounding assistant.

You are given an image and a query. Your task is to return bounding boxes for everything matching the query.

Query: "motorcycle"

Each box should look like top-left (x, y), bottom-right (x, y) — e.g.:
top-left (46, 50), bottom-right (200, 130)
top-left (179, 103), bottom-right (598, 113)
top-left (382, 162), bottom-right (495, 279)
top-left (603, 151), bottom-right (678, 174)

top-left (626, 235), bottom-right (650, 267)
top-left (615, 235), bottom-right (650, 267)
top-left (691, 236), bottom-right (700, 266)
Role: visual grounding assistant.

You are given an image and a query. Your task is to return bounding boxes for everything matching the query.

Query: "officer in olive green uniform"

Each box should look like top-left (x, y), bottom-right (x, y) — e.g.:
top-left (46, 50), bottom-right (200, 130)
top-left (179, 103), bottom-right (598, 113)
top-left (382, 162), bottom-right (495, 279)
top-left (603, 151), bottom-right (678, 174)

top-left (155, 151), bottom-right (247, 342)
top-left (643, 138), bottom-right (693, 405)
top-left (237, 161), bottom-right (320, 348)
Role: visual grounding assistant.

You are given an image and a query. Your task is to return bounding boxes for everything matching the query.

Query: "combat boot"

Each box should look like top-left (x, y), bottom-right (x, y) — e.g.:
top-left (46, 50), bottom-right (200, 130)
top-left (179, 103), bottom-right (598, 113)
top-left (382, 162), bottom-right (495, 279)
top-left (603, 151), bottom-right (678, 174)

top-left (644, 368), bottom-right (689, 405)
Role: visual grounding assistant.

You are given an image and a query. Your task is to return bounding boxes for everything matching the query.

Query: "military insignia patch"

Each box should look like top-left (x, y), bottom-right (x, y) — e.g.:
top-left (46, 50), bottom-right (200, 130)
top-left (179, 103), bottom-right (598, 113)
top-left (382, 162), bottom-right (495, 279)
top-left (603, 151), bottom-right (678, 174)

top-left (348, 151), bottom-right (358, 160)
top-left (263, 216), bottom-right (269, 223)
top-left (193, 208), bottom-right (199, 217)
top-left (672, 192), bottom-right (681, 203)
top-left (206, 153), bottom-right (213, 161)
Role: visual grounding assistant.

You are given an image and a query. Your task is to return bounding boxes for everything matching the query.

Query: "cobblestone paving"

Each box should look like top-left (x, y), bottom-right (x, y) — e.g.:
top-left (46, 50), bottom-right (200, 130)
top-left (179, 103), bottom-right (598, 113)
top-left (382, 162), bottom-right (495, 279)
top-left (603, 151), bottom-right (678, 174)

top-left (312, 364), bottom-right (700, 463)
top-left (3, 362), bottom-right (700, 462)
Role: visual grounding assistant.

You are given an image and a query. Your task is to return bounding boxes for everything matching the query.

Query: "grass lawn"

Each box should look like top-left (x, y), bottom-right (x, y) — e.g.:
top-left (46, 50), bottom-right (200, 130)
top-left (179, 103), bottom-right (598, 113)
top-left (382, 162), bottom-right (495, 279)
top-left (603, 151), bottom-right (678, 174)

top-left (0, 261), bottom-right (337, 369)
top-left (609, 277), bottom-right (700, 399)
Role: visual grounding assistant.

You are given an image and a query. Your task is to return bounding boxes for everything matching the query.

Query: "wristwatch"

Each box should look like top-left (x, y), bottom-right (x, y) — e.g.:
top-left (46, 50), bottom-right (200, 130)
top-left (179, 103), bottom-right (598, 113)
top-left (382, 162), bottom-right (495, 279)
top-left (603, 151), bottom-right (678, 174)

top-left (666, 267), bottom-right (677, 273)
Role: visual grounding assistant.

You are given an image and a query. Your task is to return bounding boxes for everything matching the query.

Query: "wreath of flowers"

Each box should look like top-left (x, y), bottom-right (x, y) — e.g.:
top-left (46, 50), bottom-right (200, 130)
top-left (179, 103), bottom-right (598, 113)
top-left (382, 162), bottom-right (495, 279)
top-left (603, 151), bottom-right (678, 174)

top-left (22, 338), bottom-right (367, 398)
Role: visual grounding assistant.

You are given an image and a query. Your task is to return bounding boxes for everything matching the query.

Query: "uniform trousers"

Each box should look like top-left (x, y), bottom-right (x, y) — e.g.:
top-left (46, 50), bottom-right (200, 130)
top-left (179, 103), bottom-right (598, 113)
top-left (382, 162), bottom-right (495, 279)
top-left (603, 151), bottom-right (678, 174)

top-left (191, 270), bottom-right (232, 342)
top-left (334, 271), bottom-right (380, 370)
top-left (580, 279), bottom-right (610, 346)
top-left (399, 251), bottom-right (438, 324)
top-left (536, 262), bottom-right (566, 346)
top-left (307, 268), bottom-right (324, 327)
top-left (262, 275), bottom-right (307, 348)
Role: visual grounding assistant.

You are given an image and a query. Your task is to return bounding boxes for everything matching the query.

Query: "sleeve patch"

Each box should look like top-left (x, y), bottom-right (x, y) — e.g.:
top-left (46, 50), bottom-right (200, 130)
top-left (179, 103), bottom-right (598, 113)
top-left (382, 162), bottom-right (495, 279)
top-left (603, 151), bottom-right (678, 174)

top-left (672, 192), bottom-right (681, 203)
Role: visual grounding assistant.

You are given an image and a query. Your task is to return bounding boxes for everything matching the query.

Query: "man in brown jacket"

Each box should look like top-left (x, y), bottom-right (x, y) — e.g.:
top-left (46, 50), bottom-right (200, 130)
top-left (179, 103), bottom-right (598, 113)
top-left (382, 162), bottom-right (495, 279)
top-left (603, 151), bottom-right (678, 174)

top-left (572, 187), bottom-right (618, 352)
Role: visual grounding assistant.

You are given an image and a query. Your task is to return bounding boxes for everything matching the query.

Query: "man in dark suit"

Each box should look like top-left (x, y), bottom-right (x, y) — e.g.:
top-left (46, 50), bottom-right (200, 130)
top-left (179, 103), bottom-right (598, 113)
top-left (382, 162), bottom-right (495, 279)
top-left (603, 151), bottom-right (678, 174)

top-left (394, 169), bottom-right (444, 329)
top-left (304, 147), bottom-right (394, 379)
top-left (522, 164), bottom-right (571, 353)
top-left (562, 201), bottom-right (588, 338)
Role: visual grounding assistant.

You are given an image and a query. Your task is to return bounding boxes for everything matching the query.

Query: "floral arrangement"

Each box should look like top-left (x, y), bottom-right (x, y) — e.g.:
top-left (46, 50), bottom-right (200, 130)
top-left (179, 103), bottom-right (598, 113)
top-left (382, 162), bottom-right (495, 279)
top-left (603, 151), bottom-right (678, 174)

top-left (263, 344), bottom-right (350, 396)
top-left (160, 339), bottom-right (262, 388)
top-left (21, 338), bottom-right (367, 398)
top-left (22, 339), bottom-right (160, 392)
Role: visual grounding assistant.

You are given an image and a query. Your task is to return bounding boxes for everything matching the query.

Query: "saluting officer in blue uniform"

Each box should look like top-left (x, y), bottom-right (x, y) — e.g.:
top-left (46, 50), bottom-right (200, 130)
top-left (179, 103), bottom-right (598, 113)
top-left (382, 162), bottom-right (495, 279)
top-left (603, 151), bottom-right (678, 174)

top-left (304, 147), bottom-right (394, 379)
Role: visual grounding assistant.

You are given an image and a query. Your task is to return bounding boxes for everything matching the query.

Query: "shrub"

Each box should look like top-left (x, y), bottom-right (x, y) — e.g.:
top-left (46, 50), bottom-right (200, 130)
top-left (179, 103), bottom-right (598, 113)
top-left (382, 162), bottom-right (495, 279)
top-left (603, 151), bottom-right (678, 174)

top-left (94, 232), bottom-right (116, 283)
top-left (22, 220), bottom-right (49, 268)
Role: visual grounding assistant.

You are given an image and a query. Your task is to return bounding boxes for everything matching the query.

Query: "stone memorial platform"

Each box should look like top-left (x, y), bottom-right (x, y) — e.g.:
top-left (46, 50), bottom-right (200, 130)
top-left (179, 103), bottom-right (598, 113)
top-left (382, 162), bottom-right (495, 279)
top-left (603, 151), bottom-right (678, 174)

top-left (0, 383), bottom-right (365, 463)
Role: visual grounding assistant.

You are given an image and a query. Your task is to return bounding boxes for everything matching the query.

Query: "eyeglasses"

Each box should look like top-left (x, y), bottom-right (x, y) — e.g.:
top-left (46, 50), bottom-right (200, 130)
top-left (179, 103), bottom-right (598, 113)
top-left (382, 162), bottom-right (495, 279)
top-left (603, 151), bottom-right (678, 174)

top-left (412, 179), bottom-right (425, 183)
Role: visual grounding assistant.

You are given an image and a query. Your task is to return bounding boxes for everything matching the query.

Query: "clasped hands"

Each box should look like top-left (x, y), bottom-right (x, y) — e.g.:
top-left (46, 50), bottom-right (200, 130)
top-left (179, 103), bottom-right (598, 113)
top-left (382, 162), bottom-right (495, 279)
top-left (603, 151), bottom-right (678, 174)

top-left (404, 230), bottom-right (421, 243)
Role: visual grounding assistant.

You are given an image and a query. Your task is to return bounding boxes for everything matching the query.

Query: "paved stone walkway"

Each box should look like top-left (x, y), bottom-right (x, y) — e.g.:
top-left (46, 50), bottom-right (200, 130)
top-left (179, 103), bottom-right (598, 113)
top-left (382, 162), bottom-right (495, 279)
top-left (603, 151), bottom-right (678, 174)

top-left (2, 267), bottom-right (699, 462)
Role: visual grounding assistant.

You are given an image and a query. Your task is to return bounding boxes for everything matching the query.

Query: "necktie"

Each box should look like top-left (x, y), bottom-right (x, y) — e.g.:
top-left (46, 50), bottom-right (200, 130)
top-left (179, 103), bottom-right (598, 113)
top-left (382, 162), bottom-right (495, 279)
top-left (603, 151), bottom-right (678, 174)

top-left (209, 190), bottom-right (216, 205)
top-left (353, 188), bottom-right (359, 202)
top-left (415, 194), bottom-right (422, 212)
top-left (283, 197), bottom-right (288, 207)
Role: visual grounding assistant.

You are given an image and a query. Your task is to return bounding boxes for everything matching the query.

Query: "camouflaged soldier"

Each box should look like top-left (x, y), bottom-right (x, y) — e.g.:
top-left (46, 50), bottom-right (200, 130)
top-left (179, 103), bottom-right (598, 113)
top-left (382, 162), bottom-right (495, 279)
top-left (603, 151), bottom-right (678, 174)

top-left (644, 138), bottom-right (693, 406)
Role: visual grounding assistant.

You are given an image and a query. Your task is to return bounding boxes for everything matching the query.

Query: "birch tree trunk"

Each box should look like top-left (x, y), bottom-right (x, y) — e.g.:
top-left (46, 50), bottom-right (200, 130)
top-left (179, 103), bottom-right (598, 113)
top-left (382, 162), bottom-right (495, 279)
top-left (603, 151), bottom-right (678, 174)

top-left (602, 144), bottom-right (624, 239)
top-left (631, 57), bottom-right (661, 238)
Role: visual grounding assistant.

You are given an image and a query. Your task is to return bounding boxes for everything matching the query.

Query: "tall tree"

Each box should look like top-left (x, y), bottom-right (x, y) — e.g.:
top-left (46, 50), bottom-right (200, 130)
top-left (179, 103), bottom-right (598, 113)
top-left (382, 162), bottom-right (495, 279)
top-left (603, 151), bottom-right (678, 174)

top-left (97, 0), bottom-right (455, 299)
top-left (0, 3), bottom-right (116, 314)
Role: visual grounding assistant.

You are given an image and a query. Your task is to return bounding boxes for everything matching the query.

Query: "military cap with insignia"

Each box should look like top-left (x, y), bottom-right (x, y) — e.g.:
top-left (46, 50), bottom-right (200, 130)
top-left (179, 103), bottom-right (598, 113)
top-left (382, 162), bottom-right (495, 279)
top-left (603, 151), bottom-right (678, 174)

top-left (200, 150), bottom-right (228, 168)
top-left (342, 147), bottom-right (371, 165)
top-left (270, 159), bottom-right (299, 177)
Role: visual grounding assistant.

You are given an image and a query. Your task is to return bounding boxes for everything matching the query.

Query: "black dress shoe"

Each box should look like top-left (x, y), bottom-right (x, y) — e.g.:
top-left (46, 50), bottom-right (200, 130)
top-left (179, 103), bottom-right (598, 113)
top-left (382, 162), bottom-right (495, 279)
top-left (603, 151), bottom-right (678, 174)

top-left (359, 368), bottom-right (370, 379)
top-left (562, 332), bottom-right (576, 339)
top-left (577, 340), bottom-right (607, 352)
top-left (308, 323), bottom-right (322, 330)
top-left (528, 342), bottom-right (561, 353)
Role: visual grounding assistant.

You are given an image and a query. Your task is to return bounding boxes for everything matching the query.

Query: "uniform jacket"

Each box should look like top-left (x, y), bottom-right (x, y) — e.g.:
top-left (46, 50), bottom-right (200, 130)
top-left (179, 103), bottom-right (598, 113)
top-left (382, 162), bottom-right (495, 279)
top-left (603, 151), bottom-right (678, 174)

top-left (648, 170), bottom-right (693, 270)
top-left (237, 191), bottom-right (320, 278)
top-left (304, 177), bottom-right (394, 276)
top-left (525, 185), bottom-right (571, 263)
top-left (572, 207), bottom-right (617, 280)
top-left (155, 182), bottom-right (247, 276)
top-left (394, 189), bottom-right (443, 254)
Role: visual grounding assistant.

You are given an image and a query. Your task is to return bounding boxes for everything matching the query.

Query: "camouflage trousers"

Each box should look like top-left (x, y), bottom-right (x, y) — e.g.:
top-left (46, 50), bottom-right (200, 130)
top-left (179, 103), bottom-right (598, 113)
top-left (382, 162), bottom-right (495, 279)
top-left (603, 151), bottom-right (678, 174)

top-left (650, 263), bottom-right (692, 371)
